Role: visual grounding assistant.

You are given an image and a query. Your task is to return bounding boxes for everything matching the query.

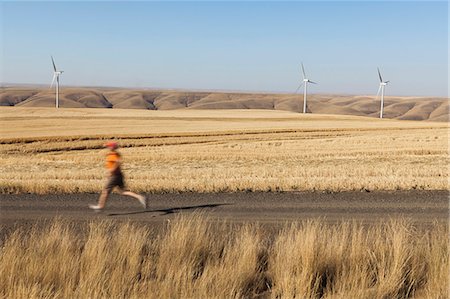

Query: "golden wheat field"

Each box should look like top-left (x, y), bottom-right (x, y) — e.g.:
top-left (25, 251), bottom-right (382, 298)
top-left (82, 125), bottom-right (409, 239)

top-left (0, 215), bottom-right (448, 299)
top-left (0, 107), bottom-right (448, 193)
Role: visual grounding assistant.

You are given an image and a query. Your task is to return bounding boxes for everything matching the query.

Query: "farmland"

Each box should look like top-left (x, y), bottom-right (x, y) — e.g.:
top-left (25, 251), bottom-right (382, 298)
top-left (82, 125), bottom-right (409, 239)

top-left (0, 107), bottom-right (447, 194)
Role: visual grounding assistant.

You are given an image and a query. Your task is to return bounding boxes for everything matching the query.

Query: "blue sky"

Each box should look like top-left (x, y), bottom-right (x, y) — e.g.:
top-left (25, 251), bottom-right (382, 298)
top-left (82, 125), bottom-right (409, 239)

top-left (1, 1), bottom-right (448, 96)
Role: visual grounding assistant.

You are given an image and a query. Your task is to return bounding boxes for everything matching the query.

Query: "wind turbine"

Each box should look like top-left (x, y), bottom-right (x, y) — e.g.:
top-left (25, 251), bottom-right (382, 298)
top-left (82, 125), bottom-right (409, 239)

top-left (294, 63), bottom-right (317, 113)
top-left (50, 56), bottom-right (63, 108)
top-left (375, 67), bottom-right (389, 119)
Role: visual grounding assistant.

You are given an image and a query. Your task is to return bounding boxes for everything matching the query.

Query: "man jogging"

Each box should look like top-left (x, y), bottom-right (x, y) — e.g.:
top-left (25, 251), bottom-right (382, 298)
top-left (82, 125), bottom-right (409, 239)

top-left (89, 141), bottom-right (146, 211)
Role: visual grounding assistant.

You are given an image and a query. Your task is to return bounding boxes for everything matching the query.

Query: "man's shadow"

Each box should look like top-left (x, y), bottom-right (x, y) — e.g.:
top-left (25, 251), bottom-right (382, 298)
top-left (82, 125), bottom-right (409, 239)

top-left (107, 203), bottom-right (232, 217)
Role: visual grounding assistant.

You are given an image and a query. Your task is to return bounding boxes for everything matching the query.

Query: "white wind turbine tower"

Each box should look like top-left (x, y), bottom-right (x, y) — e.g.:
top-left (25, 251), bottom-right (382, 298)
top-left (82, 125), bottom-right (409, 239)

top-left (50, 56), bottom-right (64, 108)
top-left (376, 67), bottom-right (389, 119)
top-left (294, 63), bottom-right (317, 113)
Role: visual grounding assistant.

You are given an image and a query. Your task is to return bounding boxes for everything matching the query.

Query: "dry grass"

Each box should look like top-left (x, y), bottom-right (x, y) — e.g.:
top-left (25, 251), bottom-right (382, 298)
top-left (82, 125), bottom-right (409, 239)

top-left (0, 108), bottom-right (448, 193)
top-left (0, 215), bottom-right (448, 298)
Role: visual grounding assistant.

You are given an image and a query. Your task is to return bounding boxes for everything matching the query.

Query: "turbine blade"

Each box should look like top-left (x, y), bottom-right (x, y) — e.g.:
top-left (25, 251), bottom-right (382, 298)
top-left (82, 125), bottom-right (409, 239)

top-left (309, 80), bottom-right (318, 84)
top-left (51, 56), bottom-right (57, 72)
top-left (375, 85), bottom-right (382, 99)
top-left (301, 63), bottom-right (306, 79)
top-left (377, 67), bottom-right (383, 83)
top-left (50, 74), bottom-right (56, 88)
top-left (294, 82), bottom-right (304, 94)
top-left (385, 80), bottom-right (390, 84)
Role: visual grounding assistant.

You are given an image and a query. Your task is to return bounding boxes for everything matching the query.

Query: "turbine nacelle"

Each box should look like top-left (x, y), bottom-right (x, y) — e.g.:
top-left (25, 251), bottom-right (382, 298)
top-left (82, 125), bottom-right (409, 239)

top-left (303, 78), bottom-right (317, 84)
top-left (52, 71), bottom-right (63, 79)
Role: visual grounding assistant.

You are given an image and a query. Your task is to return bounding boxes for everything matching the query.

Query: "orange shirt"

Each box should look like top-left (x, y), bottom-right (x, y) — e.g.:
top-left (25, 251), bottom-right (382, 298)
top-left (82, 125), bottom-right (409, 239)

top-left (105, 152), bottom-right (121, 171)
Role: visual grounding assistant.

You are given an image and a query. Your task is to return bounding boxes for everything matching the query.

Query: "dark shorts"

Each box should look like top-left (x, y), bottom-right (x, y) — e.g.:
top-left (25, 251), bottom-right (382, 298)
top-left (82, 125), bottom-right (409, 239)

top-left (105, 172), bottom-right (125, 193)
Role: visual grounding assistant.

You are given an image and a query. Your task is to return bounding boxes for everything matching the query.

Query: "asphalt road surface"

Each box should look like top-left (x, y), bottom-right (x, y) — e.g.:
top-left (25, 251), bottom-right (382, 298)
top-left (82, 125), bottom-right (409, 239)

top-left (1, 191), bottom-right (448, 229)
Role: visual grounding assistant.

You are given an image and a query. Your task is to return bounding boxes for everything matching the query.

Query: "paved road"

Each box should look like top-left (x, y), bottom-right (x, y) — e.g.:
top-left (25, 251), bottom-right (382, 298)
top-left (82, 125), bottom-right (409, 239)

top-left (1, 191), bottom-right (448, 228)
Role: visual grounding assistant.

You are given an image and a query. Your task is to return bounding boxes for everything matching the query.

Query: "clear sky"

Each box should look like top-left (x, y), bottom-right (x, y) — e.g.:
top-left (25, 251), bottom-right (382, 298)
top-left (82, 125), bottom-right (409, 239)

top-left (1, 1), bottom-right (448, 96)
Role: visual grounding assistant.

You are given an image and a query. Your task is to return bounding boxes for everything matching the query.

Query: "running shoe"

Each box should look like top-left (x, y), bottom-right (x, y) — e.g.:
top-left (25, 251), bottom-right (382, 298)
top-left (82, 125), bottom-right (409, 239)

top-left (89, 204), bottom-right (104, 211)
top-left (138, 195), bottom-right (147, 209)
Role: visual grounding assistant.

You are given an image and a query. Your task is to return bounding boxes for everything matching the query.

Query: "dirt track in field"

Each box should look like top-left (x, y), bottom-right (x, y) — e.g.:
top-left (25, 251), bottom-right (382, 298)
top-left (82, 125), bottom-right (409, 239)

top-left (0, 191), bottom-right (448, 230)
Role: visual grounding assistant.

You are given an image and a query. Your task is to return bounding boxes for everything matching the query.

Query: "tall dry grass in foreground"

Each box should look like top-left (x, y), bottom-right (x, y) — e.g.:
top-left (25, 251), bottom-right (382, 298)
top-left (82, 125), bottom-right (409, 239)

top-left (1, 215), bottom-right (448, 298)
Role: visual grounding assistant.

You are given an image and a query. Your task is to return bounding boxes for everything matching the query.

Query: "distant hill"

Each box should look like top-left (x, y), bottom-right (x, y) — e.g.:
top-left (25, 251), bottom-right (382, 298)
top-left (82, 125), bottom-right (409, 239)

top-left (1, 87), bottom-right (448, 121)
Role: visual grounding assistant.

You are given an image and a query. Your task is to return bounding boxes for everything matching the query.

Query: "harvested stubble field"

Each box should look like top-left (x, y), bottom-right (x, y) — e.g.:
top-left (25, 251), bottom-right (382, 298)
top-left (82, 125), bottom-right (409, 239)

top-left (0, 215), bottom-right (447, 298)
top-left (0, 107), bottom-right (448, 194)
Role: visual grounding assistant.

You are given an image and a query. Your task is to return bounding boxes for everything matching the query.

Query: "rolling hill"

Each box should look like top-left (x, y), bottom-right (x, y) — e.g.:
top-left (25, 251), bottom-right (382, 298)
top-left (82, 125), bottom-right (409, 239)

top-left (0, 87), bottom-right (448, 121)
